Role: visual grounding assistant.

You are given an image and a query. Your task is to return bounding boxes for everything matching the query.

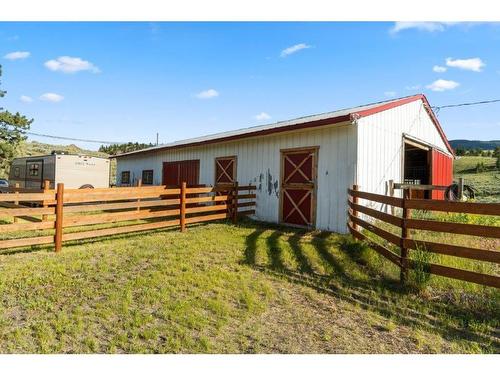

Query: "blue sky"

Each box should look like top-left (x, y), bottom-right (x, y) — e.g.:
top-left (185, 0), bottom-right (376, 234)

top-left (1, 22), bottom-right (499, 150)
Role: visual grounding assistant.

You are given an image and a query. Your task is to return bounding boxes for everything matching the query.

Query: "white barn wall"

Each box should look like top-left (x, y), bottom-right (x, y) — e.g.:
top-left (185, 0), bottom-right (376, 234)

top-left (356, 100), bottom-right (451, 207)
top-left (116, 123), bottom-right (357, 233)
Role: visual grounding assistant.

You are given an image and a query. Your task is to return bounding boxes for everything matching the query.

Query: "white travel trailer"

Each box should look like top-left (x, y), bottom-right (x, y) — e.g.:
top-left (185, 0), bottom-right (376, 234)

top-left (8, 152), bottom-right (111, 189)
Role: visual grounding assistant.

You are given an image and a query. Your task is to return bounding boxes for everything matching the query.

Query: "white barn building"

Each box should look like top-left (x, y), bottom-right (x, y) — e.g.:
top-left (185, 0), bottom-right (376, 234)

top-left (114, 94), bottom-right (454, 233)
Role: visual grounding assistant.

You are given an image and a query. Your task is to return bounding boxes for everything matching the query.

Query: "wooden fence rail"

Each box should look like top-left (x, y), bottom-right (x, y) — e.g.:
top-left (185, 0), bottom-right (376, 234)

top-left (0, 182), bottom-right (256, 252)
top-left (347, 185), bottom-right (500, 289)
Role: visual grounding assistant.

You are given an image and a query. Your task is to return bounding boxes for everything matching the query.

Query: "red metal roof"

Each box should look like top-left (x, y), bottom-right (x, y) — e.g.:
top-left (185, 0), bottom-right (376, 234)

top-left (114, 94), bottom-right (454, 158)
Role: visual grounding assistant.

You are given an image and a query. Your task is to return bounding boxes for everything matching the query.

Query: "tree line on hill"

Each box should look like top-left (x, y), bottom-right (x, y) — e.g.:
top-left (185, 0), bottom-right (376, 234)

top-left (467, 146), bottom-right (500, 173)
top-left (98, 142), bottom-right (154, 155)
top-left (454, 148), bottom-right (496, 157)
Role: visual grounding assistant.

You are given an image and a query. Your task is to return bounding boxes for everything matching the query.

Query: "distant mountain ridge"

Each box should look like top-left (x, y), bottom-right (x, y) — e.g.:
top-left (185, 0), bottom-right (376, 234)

top-left (449, 140), bottom-right (500, 150)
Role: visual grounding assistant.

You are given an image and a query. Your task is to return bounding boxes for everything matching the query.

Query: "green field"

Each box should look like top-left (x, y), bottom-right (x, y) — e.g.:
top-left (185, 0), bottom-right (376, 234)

top-left (0, 220), bottom-right (498, 354)
top-left (454, 156), bottom-right (500, 202)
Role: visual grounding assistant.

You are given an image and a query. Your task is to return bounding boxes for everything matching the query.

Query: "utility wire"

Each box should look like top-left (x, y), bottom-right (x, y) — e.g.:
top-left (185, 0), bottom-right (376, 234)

top-left (432, 98), bottom-right (500, 115)
top-left (22, 98), bottom-right (500, 143)
top-left (25, 131), bottom-right (124, 145)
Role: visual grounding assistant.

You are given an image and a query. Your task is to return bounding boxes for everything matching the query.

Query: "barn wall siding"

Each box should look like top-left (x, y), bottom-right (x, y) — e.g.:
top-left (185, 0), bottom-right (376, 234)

top-left (116, 123), bottom-right (357, 233)
top-left (356, 100), bottom-right (452, 206)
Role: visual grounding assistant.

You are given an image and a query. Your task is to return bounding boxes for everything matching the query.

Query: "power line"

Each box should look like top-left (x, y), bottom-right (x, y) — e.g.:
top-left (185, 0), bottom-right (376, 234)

top-left (432, 98), bottom-right (500, 114)
top-left (25, 131), bottom-right (124, 145)
top-left (21, 98), bottom-right (500, 142)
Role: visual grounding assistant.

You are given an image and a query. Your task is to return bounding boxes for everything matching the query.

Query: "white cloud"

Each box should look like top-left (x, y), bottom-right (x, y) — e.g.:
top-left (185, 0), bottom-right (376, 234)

top-left (280, 43), bottom-right (311, 57)
top-left (4, 51), bottom-right (30, 60)
top-left (195, 89), bottom-right (219, 99)
top-left (39, 93), bottom-right (64, 102)
top-left (445, 57), bottom-right (485, 72)
top-left (405, 84), bottom-right (421, 90)
top-left (426, 79), bottom-right (460, 92)
top-left (390, 22), bottom-right (449, 34)
top-left (433, 65), bottom-right (447, 73)
top-left (20, 95), bottom-right (33, 103)
top-left (255, 112), bottom-right (271, 121)
top-left (390, 22), bottom-right (489, 34)
top-left (44, 56), bottom-right (100, 74)
top-left (384, 91), bottom-right (397, 98)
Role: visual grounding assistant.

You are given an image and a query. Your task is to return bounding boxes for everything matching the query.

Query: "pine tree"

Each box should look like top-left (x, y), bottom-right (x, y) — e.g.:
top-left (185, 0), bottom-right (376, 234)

top-left (0, 65), bottom-right (33, 178)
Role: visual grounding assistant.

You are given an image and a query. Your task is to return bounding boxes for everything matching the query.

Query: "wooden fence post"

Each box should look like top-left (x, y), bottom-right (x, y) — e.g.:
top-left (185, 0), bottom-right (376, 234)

top-left (54, 183), bottom-right (64, 252)
top-left (458, 177), bottom-right (464, 201)
top-left (13, 183), bottom-right (20, 223)
top-left (232, 181), bottom-right (239, 224)
top-left (388, 180), bottom-right (395, 215)
top-left (352, 184), bottom-right (359, 231)
top-left (180, 181), bottom-right (186, 232)
top-left (42, 180), bottom-right (50, 221)
top-left (136, 178), bottom-right (142, 212)
top-left (400, 188), bottom-right (411, 283)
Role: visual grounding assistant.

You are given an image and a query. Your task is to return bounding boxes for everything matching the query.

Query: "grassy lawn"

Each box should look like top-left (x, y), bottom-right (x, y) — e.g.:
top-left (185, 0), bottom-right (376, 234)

top-left (0, 219), bottom-right (498, 354)
top-left (454, 156), bottom-right (500, 202)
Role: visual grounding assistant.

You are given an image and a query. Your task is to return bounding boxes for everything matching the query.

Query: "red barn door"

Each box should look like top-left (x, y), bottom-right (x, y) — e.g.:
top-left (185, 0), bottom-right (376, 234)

top-left (162, 160), bottom-right (200, 187)
top-left (431, 149), bottom-right (453, 199)
top-left (280, 147), bottom-right (318, 228)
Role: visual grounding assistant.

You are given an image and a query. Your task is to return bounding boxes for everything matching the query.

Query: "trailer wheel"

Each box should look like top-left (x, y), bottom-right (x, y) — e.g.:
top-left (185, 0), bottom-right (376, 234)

top-left (79, 184), bottom-right (94, 189)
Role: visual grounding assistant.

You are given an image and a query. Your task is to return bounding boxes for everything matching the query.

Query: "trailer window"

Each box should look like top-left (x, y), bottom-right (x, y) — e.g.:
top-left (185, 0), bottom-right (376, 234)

top-left (142, 170), bottom-right (154, 185)
top-left (13, 167), bottom-right (20, 177)
top-left (121, 171), bottom-right (131, 185)
top-left (29, 164), bottom-right (39, 176)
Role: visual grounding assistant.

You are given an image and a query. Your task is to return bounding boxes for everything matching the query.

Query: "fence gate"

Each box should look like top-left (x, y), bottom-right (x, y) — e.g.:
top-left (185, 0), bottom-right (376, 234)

top-left (280, 147), bottom-right (318, 228)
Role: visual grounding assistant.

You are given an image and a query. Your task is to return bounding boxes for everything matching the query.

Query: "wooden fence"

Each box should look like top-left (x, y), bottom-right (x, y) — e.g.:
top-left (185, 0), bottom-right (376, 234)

top-left (0, 182), bottom-right (256, 252)
top-left (347, 185), bottom-right (500, 288)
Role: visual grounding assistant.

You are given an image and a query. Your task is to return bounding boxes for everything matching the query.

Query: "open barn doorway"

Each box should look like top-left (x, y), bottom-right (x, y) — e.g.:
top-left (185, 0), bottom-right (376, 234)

top-left (403, 139), bottom-right (431, 199)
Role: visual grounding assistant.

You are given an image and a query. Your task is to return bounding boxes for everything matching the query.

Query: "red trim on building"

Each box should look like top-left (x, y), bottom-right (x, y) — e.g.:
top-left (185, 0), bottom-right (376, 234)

top-left (353, 95), bottom-right (423, 118)
top-left (114, 94), bottom-right (454, 158)
top-left (352, 94), bottom-right (454, 156)
top-left (115, 115), bottom-right (350, 158)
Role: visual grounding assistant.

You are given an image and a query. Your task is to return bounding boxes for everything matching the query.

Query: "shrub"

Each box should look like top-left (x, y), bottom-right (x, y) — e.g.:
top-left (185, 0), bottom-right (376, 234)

top-left (408, 245), bottom-right (436, 290)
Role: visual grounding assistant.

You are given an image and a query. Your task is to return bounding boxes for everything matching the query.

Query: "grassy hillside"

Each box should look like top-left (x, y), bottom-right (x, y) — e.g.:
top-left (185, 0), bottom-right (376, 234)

top-left (454, 156), bottom-right (500, 202)
top-left (17, 141), bottom-right (109, 159)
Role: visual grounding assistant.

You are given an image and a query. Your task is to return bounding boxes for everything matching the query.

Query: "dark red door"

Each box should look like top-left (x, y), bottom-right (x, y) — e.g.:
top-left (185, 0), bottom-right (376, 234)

top-left (280, 148), bottom-right (317, 227)
top-left (162, 160), bottom-right (200, 187)
top-left (431, 150), bottom-right (453, 200)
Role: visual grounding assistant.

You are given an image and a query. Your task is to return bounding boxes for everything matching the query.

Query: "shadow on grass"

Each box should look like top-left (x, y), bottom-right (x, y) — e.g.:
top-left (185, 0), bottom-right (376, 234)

top-left (288, 232), bottom-right (314, 274)
top-left (240, 219), bottom-right (500, 352)
top-left (0, 218), bottom-right (223, 257)
top-left (267, 231), bottom-right (285, 271)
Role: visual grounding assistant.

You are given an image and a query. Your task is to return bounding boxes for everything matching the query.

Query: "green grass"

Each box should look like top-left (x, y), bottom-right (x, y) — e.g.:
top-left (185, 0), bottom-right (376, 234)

top-left (366, 209), bottom-right (499, 294)
top-left (454, 156), bottom-right (500, 202)
top-left (0, 219), bottom-right (498, 353)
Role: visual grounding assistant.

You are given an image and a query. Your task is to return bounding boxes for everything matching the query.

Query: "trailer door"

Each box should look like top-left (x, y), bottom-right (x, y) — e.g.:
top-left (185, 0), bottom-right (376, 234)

top-left (25, 159), bottom-right (44, 189)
